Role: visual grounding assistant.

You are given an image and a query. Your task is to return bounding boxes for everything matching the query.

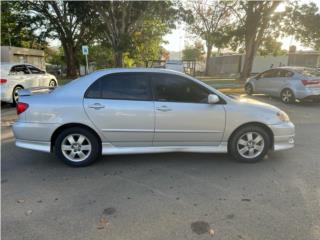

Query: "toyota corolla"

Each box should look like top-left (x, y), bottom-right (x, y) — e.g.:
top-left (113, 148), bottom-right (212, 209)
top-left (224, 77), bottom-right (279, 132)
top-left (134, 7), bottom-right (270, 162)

top-left (12, 68), bottom-right (295, 167)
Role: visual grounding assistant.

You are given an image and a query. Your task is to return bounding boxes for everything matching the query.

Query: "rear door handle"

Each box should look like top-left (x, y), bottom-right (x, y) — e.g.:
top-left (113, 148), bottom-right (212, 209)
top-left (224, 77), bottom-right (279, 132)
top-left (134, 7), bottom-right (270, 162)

top-left (156, 105), bottom-right (172, 112)
top-left (88, 103), bottom-right (105, 110)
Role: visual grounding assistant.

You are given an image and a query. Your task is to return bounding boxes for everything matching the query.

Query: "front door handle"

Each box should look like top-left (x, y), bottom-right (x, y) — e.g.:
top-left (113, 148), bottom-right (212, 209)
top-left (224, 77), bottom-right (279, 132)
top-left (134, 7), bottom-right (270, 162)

top-left (156, 105), bottom-right (172, 112)
top-left (88, 103), bottom-right (105, 110)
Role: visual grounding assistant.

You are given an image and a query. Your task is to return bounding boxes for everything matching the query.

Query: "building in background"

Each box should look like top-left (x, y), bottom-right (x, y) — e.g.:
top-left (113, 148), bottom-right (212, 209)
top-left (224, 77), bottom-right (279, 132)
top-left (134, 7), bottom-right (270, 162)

top-left (0, 46), bottom-right (45, 70)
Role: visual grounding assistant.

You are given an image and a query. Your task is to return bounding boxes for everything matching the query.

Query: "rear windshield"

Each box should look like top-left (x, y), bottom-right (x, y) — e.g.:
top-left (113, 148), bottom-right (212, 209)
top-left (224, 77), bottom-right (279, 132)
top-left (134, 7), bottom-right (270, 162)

top-left (296, 68), bottom-right (320, 77)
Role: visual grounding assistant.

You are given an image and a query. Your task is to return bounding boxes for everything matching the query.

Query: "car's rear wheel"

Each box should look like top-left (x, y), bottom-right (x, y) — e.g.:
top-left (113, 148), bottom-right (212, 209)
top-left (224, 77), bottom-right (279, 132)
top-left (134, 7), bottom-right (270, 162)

top-left (55, 127), bottom-right (101, 167)
top-left (245, 83), bottom-right (254, 95)
top-left (281, 88), bottom-right (295, 104)
top-left (229, 125), bottom-right (270, 163)
top-left (49, 79), bottom-right (57, 87)
top-left (12, 85), bottom-right (23, 106)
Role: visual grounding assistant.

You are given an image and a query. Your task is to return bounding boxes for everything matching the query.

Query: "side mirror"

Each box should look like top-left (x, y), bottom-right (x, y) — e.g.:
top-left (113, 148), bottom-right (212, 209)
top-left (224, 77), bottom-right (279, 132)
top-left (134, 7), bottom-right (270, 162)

top-left (208, 94), bottom-right (220, 104)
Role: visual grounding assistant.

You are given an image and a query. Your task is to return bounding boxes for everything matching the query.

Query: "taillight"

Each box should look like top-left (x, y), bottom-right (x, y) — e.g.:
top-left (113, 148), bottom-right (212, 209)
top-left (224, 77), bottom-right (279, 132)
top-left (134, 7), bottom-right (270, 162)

top-left (0, 79), bottom-right (7, 84)
top-left (301, 79), bottom-right (320, 86)
top-left (16, 102), bottom-right (29, 115)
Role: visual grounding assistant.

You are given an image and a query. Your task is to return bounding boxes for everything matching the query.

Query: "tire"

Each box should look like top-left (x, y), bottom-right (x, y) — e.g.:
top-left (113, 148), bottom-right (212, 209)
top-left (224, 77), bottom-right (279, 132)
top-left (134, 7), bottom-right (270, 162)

top-left (12, 85), bottom-right (23, 106)
top-left (245, 83), bottom-right (254, 95)
top-left (55, 127), bottom-right (101, 167)
top-left (229, 125), bottom-right (270, 163)
top-left (49, 79), bottom-right (57, 87)
top-left (280, 88), bottom-right (295, 104)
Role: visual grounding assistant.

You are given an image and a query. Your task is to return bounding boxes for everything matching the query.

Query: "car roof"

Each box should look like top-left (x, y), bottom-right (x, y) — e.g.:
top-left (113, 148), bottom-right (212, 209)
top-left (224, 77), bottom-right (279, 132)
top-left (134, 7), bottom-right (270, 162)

top-left (275, 66), bottom-right (316, 71)
top-left (90, 67), bottom-right (187, 76)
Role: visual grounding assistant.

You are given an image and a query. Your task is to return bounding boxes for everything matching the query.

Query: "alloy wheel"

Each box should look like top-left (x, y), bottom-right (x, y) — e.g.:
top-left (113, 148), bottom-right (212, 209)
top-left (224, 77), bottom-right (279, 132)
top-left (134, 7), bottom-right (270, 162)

top-left (237, 132), bottom-right (265, 159)
top-left (13, 86), bottom-right (23, 104)
top-left (61, 134), bottom-right (92, 162)
top-left (49, 80), bottom-right (57, 87)
top-left (281, 89), bottom-right (293, 103)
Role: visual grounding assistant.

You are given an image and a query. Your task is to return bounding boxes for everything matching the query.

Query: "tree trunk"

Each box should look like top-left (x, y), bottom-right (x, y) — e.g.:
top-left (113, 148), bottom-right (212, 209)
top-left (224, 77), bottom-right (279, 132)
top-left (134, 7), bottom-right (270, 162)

top-left (113, 51), bottom-right (123, 67)
top-left (205, 44), bottom-right (213, 76)
top-left (63, 43), bottom-right (78, 78)
top-left (241, 36), bottom-right (256, 80)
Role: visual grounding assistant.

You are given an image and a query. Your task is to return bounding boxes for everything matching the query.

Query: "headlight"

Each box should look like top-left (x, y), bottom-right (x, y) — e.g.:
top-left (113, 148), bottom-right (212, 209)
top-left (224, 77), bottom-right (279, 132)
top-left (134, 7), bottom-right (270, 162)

top-left (277, 111), bottom-right (290, 122)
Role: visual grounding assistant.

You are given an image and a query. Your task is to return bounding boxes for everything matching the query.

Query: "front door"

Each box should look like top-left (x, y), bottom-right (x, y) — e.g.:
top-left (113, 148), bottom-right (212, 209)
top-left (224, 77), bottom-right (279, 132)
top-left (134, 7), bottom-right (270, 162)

top-left (83, 73), bottom-right (154, 147)
top-left (151, 73), bottom-right (226, 146)
top-left (255, 69), bottom-right (278, 94)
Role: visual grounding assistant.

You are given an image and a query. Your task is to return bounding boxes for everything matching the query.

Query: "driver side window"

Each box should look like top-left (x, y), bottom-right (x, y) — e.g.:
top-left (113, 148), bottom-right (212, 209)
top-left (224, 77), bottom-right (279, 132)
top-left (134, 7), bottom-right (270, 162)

top-left (152, 73), bottom-right (210, 103)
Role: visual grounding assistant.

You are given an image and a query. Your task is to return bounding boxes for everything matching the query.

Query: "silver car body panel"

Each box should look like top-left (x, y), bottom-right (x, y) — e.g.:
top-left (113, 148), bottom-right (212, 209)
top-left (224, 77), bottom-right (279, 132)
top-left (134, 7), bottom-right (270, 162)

top-left (247, 66), bottom-right (320, 99)
top-left (12, 68), bottom-right (295, 155)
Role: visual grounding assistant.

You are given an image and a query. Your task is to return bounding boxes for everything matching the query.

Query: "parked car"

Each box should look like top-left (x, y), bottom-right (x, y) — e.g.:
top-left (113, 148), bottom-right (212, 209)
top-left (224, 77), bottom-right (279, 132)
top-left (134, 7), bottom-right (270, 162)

top-left (13, 68), bottom-right (295, 167)
top-left (165, 60), bottom-right (184, 72)
top-left (1, 63), bottom-right (58, 105)
top-left (245, 66), bottom-right (320, 103)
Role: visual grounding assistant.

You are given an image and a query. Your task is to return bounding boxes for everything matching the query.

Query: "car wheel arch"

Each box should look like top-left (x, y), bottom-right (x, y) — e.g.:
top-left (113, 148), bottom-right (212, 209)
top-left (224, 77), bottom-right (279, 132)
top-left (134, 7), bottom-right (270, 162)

top-left (227, 122), bottom-right (274, 152)
top-left (50, 123), bottom-right (102, 152)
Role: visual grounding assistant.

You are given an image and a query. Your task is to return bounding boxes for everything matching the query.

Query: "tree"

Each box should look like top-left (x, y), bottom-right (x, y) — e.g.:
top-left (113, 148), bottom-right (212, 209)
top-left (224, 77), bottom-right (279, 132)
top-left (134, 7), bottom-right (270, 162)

top-left (0, 1), bottom-right (47, 49)
top-left (24, 1), bottom-right (98, 77)
top-left (95, 1), bottom-right (178, 67)
top-left (281, 2), bottom-right (320, 51)
top-left (258, 36), bottom-right (287, 56)
top-left (240, 1), bottom-right (280, 80)
top-left (184, 0), bottom-right (236, 75)
top-left (182, 42), bottom-right (204, 61)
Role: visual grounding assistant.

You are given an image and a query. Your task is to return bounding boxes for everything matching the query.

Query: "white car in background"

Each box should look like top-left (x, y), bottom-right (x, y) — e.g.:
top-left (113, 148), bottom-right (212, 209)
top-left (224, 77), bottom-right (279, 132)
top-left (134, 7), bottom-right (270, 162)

top-left (1, 63), bottom-right (58, 105)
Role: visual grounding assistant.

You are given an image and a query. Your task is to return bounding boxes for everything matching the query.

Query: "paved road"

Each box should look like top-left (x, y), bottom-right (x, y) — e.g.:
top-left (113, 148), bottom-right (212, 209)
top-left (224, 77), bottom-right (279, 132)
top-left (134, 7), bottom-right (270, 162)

top-left (1, 97), bottom-right (320, 240)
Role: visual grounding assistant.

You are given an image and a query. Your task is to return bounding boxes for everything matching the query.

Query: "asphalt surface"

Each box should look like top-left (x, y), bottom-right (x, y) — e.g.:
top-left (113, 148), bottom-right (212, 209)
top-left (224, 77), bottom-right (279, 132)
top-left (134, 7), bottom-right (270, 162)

top-left (1, 96), bottom-right (320, 240)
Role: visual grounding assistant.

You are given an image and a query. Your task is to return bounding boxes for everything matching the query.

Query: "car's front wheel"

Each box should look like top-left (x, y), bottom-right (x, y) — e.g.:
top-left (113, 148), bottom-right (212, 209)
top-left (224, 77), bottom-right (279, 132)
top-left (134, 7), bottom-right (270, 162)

top-left (229, 125), bottom-right (270, 163)
top-left (49, 79), bottom-right (57, 87)
top-left (55, 127), bottom-right (101, 167)
top-left (245, 83), bottom-right (254, 95)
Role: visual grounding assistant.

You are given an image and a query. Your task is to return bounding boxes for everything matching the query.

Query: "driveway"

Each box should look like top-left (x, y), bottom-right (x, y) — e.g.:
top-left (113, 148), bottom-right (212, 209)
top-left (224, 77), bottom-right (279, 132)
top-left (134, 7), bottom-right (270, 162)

top-left (1, 97), bottom-right (320, 240)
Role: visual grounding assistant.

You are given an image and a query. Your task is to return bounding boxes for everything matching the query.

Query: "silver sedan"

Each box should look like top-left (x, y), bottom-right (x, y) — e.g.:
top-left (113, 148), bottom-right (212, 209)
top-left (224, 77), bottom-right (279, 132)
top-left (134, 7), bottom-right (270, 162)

top-left (13, 68), bottom-right (295, 166)
top-left (245, 66), bottom-right (320, 103)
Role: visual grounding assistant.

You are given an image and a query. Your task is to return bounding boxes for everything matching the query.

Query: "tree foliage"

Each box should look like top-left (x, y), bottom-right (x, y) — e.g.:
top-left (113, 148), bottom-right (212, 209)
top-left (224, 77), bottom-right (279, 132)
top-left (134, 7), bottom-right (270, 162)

top-left (184, 0), bottom-right (236, 75)
top-left (182, 42), bottom-right (204, 61)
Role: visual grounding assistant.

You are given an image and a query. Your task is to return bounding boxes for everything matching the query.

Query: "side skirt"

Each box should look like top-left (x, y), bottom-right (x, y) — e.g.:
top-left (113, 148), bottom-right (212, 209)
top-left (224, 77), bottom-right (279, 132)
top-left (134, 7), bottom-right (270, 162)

top-left (102, 142), bottom-right (228, 155)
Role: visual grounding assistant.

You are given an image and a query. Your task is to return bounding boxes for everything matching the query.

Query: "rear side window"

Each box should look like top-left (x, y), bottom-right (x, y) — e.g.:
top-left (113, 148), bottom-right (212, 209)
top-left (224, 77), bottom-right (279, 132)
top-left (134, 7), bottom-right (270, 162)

top-left (279, 70), bottom-right (294, 78)
top-left (152, 73), bottom-right (210, 103)
top-left (260, 69), bottom-right (278, 78)
top-left (85, 73), bottom-right (151, 101)
top-left (10, 65), bottom-right (30, 74)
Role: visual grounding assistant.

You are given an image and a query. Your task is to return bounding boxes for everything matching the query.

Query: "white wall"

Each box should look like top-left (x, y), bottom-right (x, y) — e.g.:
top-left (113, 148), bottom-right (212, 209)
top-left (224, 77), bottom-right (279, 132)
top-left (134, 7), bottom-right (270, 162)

top-left (248, 55), bottom-right (288, 73)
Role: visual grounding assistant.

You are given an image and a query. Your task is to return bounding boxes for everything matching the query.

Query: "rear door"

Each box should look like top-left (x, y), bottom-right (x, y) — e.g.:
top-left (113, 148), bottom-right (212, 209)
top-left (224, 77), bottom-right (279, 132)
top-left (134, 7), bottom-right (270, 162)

top-left (9, 65), bottom-right (32, 88)
top-left (83, 72), bottom-right (154, 147)
top-left (151, 73), bottom-right (225, 146)
top-left (269, 69), bottom-right (294, 95)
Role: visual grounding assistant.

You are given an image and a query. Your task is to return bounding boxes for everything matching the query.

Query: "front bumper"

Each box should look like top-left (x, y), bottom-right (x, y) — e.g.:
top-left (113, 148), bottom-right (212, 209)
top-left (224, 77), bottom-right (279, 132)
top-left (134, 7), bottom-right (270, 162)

top-left (268, 121), bottom-right (295, 151)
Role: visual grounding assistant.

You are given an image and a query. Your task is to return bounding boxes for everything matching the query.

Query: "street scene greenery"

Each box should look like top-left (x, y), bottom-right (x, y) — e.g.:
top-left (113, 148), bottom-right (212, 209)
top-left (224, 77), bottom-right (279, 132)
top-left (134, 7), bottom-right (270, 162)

top-left (1, 0), bottom-right (319, 80)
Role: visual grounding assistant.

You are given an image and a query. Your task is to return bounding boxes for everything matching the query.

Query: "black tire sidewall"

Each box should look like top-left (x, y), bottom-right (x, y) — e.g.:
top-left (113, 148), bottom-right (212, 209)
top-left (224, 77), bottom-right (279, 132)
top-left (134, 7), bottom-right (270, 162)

top-left (49, 80), bottom-right (57, 87)
top-left (245, 83), bottom-right (253, 95)
top-left (55, 127), bottom-right (101, 167)
top-left (229, 126), bottom-right (270, 163)
top-left (12, 86), bottom-right (23, 106)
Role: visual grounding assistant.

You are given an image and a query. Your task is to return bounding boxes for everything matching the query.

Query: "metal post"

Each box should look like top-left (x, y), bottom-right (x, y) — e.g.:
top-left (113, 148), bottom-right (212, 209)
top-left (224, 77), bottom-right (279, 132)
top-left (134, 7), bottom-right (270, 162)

top-left (85, 54), bottom-right (89, 75)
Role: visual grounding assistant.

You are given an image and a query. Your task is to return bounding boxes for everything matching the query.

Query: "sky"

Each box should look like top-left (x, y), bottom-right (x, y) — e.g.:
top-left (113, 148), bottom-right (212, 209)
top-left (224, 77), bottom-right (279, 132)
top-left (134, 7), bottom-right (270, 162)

top-left (162, 0), bottom-right (320, 53)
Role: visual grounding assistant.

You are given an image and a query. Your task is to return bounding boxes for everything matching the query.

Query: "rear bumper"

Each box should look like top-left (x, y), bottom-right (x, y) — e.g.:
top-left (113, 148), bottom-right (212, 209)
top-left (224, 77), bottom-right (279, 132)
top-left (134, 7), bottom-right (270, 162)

top-left (295, 88), bottom-right (320, 100)
top-left (15, 139), bottom-right (51, 153)
top-left (268, 122), bottom-right (295, 151)
top-left (1, 85), bottom-right (13, 103)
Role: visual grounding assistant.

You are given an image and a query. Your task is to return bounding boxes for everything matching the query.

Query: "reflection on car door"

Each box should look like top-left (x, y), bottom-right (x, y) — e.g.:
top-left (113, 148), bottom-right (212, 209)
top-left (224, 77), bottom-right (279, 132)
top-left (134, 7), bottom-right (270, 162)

top-left (152, 73), bottom-right (226, 146)
top-left (268, 69), bottom-right (293, 96)
top-left (83, 73), bottom-right (154, 147)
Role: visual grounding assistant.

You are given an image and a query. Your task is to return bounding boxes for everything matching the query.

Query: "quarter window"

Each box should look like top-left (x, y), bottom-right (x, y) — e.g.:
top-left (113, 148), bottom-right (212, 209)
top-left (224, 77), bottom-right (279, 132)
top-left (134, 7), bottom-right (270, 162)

top-left (152, 73), bottom-right (209, 103)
